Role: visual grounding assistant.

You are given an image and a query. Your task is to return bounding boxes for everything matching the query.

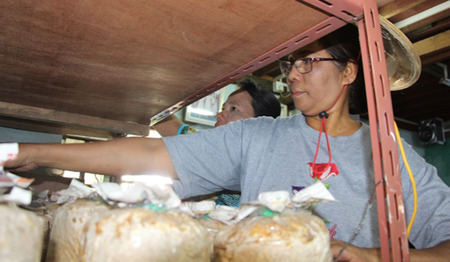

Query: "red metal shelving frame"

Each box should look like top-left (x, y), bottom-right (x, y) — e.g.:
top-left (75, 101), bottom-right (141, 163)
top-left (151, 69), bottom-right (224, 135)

top-left (358, 1), bottom-right (409, 260)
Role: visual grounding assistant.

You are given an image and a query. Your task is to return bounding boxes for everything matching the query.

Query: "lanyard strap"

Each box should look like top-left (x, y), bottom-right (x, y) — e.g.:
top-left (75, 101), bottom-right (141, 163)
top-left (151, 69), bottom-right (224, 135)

top-left (310, 84), bottom-right (348, 171)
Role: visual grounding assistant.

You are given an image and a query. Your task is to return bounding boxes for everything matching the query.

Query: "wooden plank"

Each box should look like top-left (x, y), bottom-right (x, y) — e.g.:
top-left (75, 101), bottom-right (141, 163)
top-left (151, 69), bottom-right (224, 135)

top-left (0, 115), bottom-right (116, 139)
top-left (413, 29), bottom-right (450, 56)
top-left (408, 16), bottom-right (450, 42)
top-left (0, 102), bottom-right (149, 136)
top-left (399, 8), bottom-right (450, 34)
top-left (421, 48), bottom-right (450, 65)
top-left (386, 0), bottom-right (447, 23)
top-left (379, 0), bottom-right (428, 19)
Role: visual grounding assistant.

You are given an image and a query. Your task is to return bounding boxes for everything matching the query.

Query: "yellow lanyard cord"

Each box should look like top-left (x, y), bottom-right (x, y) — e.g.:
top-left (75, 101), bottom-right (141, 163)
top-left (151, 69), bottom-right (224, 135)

top-left (394, 121), bottom-right (418, 237)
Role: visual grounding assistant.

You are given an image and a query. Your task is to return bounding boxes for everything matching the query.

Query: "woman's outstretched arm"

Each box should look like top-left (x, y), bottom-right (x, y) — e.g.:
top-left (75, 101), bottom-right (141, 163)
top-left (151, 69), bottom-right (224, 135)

top-left (2, 137), bottom-right (178, 179)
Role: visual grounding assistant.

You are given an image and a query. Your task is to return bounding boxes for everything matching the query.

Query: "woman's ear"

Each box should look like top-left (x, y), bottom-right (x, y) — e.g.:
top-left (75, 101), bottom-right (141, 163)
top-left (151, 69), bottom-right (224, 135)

top-left (342, 62), bottom-right (358, 85)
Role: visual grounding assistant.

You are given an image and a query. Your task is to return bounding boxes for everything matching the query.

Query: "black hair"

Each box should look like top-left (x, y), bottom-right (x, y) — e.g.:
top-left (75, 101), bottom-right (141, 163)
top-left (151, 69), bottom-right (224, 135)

top-left (317, 24), bottom-right (367, 115)
top-left (232, 79), bottom-right (281, 118)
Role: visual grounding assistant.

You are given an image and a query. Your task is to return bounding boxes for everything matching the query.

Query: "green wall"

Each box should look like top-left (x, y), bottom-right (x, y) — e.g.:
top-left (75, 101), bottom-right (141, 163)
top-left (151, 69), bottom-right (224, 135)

top-left (370, 120), bottom-right (448, 186)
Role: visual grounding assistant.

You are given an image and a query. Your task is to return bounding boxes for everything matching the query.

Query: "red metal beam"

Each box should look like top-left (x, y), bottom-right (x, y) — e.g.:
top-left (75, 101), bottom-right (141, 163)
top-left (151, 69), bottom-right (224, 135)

top-left (358, 0), bottom-right (410, 261)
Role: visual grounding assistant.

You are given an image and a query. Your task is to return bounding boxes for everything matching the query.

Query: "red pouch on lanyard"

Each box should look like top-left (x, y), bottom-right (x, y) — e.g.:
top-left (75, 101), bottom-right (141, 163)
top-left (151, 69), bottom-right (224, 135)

top-left (308, 162), bottom-right (339, 181)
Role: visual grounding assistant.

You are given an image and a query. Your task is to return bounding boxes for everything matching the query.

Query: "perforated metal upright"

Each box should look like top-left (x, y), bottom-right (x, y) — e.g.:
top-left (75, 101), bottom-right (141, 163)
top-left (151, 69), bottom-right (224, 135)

top-left (358, 1), bottom-right (410, 261)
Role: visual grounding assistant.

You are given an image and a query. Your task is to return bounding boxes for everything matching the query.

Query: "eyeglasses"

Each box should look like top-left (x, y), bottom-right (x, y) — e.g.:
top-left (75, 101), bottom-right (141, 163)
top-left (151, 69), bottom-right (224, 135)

top-left (279, 57), bottom-right (347, 76)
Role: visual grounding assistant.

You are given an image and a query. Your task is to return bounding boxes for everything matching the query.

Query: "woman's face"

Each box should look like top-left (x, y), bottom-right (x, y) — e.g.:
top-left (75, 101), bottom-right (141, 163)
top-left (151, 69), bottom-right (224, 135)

top-left (286, 42), bottom-right (348, 117)
top-left (214, 90), bottom-right (255, 127)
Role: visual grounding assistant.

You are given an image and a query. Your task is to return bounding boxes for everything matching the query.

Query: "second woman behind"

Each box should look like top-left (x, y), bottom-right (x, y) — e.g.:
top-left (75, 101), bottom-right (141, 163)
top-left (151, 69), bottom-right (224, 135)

top-left (153, 80), bottom-right (281, 137)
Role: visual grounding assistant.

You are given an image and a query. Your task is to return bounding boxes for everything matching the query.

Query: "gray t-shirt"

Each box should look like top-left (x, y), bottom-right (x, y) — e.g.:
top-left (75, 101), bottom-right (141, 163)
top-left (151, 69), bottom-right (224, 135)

top-left (163, 114), bottom-right (450, 249)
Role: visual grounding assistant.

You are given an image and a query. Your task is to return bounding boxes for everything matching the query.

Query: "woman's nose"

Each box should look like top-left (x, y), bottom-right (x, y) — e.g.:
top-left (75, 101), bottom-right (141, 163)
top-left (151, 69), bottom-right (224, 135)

top-left (214, 110), bottom-right (227, 127)
top-left (215, 111), bottom-right (226, 126)
top-left (287, 68), bottom-right (300, 87)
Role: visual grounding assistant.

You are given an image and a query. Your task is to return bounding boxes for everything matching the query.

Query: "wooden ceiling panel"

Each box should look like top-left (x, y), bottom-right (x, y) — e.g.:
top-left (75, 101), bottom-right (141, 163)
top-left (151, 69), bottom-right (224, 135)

top-left (12, 0), bottom-right (450, 139)
top-left (385, 0), bottom-right (447, 23)
top-left (1, 0), bottom-right (329, 136)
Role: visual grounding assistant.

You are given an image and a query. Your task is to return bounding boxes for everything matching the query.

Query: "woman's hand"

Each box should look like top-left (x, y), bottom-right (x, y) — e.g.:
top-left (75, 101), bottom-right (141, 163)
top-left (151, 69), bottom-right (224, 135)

top-left (2, 144), bottom-right (38, 172)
